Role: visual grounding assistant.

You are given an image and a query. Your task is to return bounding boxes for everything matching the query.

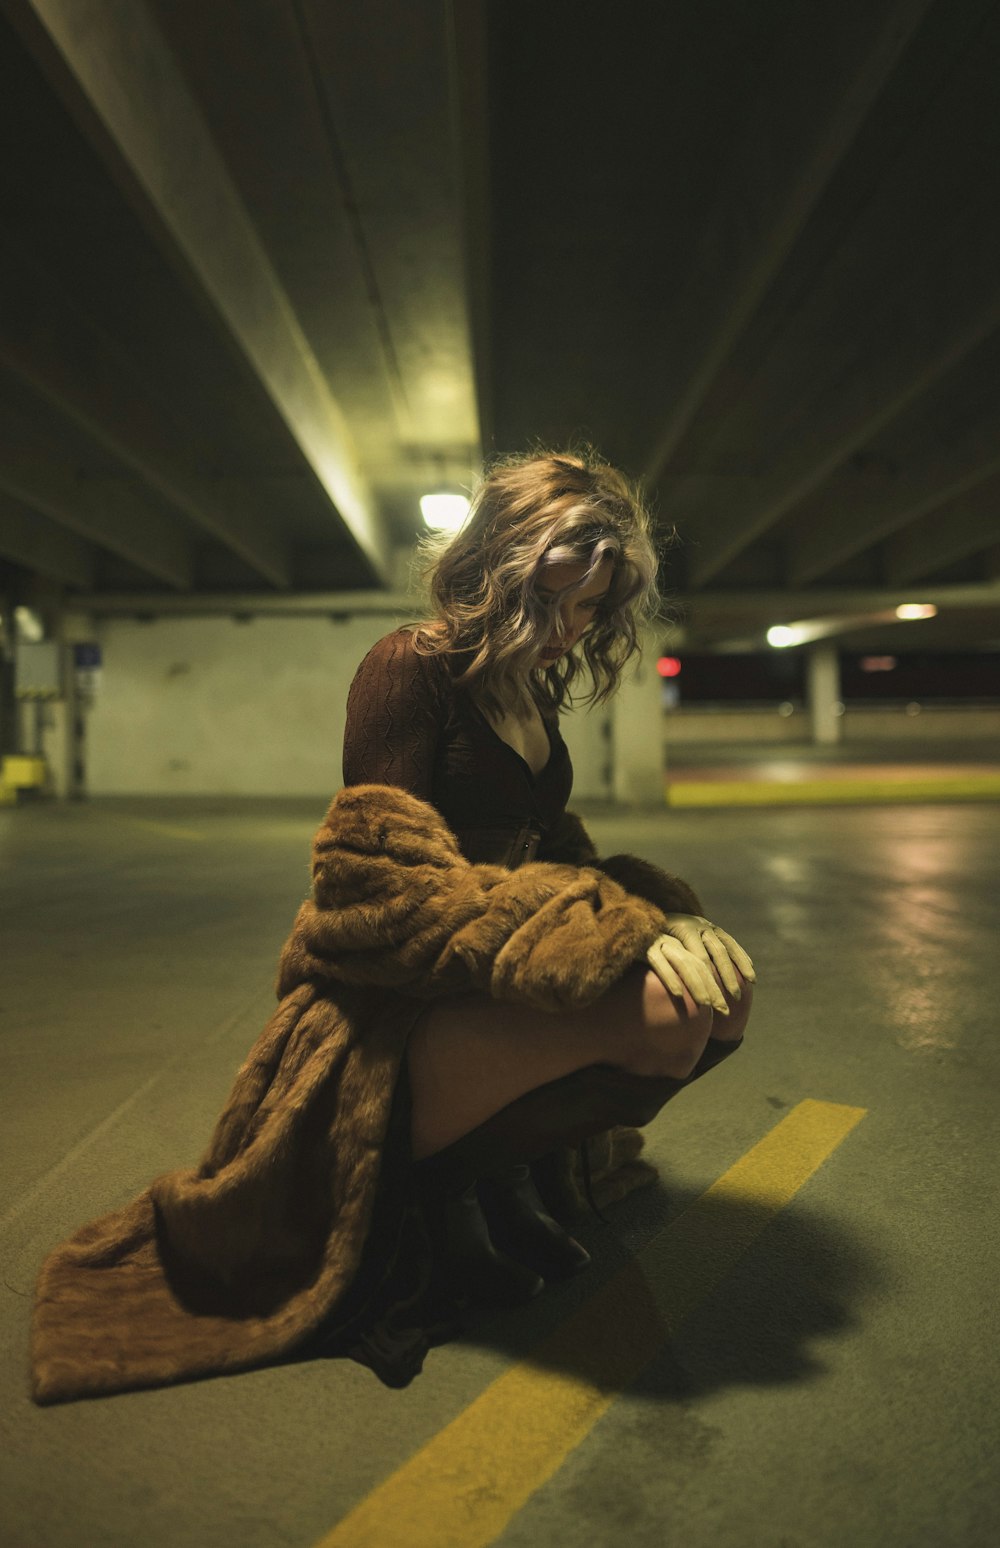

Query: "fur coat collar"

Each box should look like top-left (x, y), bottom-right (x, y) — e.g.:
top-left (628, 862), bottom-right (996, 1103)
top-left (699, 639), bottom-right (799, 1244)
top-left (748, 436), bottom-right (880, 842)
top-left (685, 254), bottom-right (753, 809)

top-left (31, 784), bottom-right (700, 1405)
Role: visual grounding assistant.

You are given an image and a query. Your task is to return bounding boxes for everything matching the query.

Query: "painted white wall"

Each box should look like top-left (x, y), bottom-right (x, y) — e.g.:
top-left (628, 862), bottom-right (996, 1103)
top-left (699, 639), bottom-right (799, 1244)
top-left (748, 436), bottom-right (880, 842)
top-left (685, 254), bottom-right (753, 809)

top-left (84, 612), bottom-right (412, 796)
top-left (80, 611), bottom-right (616, 799)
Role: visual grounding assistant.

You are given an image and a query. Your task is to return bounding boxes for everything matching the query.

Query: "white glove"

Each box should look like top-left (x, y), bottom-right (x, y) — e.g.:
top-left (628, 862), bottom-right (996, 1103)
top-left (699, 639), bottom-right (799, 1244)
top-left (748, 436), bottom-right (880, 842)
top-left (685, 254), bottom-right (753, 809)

top-left (659, 914), bottom-right (755, 1000)
top-left (645, 933), bottom-right (732, 1013)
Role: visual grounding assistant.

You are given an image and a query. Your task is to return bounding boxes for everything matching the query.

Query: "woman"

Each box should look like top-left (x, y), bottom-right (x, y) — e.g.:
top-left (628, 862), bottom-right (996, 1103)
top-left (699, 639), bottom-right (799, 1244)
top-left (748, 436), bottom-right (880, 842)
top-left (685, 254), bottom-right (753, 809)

top-left (341, 445), bottom-right (755, 1317)
top-left (29, 446), bottom-right (754, 1405)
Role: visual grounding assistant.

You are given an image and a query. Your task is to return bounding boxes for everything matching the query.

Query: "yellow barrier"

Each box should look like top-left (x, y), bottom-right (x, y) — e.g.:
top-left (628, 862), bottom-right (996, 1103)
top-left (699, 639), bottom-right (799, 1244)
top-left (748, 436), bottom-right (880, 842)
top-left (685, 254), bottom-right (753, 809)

top-left (1, 756), bottom-right (49, 789)
top-left (666, 774), bottom-right (1000, 807)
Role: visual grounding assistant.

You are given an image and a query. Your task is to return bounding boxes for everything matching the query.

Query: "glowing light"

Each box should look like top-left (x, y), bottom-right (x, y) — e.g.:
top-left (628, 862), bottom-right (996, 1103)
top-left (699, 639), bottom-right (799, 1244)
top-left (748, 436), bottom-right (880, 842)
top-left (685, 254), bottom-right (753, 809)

top-left (895, 603), bottom-right (937, 620)
top-left (657, 656), bottom-right (682, 678)
top-left (767, 625), bottom-right (802, 648)
top-left (419, 492), bottom-right (470, 532)
top-left (861, 656), bottom-right (897, 672)
top-left (14, 606), bottom-right (44, 642)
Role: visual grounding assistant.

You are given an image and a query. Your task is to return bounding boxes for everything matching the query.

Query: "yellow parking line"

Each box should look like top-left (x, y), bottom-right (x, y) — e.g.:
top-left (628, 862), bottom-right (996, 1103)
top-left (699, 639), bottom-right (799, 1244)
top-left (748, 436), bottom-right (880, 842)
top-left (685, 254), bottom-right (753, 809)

top-left (666, 775), bottom-right (1000, 807)
top-left (316, 1098), bottom-right (866, 1548)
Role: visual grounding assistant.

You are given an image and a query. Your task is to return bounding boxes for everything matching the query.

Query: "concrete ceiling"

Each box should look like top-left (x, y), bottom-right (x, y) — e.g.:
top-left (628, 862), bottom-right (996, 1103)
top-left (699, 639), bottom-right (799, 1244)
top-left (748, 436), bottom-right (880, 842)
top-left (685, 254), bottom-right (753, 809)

top-left (0, 0), bottom-right (998, 654)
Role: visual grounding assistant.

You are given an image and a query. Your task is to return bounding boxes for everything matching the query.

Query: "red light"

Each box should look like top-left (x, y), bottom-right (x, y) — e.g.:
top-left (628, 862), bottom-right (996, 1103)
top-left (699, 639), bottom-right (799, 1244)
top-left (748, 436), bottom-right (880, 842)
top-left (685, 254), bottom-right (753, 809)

top-left (657, 656), bottom-right (682, 678)
top-left (860, 656), bottom-right (897, 672)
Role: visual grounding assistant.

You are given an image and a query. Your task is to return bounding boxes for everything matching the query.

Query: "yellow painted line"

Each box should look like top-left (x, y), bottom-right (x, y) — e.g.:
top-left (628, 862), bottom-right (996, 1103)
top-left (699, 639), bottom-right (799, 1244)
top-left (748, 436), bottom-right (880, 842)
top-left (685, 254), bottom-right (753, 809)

top-left (316, 1099), bottom-right (866, 1548)
top-left (666, 775), bottom-right (1000, 807)
top-left (119, 816), bottom-right (206, 842)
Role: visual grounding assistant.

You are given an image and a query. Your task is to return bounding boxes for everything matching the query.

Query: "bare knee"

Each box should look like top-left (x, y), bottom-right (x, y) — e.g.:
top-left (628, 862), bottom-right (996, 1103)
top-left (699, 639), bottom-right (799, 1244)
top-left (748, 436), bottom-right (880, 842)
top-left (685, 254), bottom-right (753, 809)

top-left (620, 970), bottom-right (714, 1079)
top-left (710, 974), bottom-right (753, 1044)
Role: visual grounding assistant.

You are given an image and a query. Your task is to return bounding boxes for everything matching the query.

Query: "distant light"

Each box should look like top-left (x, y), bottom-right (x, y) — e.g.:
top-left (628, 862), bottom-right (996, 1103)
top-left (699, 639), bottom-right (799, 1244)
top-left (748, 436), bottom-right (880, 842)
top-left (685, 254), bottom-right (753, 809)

top-left (420, 492), bottom-right (470, 532)
top-left (896, 603), bottom-right (937, 620)
top-left (657, 656), bottom-right (682, 678)
top-left (14, 606), bottom-right (45, 643)
top-left (767, 625), bottom-right (801, 648)
top-left (861, 655), bottom-right (897, 672)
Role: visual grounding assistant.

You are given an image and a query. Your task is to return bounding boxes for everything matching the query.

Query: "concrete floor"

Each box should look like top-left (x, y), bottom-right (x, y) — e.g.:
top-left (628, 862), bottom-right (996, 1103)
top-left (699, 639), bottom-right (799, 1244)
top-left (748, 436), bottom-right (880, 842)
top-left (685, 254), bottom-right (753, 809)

top-left (2, 788), bottom-right (999, 1548)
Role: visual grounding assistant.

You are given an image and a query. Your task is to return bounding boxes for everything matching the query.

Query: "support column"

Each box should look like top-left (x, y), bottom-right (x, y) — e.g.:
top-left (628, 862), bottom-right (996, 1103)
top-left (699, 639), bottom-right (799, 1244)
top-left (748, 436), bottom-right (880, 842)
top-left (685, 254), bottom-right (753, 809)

top-left (807, 643), bottom-right (843, 745)
top-left (611, 631), bottom-right (665, 805)
top-left (559, 704), bottom-right (612, 801)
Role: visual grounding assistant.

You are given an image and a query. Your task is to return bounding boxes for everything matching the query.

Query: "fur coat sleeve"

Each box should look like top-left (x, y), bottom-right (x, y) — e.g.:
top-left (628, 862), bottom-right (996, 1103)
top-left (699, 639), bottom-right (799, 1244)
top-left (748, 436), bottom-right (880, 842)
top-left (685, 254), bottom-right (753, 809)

top-left (30, 783), bottom-right (683, 1406)
top-left (275, 784), bottom-right (673, 1010)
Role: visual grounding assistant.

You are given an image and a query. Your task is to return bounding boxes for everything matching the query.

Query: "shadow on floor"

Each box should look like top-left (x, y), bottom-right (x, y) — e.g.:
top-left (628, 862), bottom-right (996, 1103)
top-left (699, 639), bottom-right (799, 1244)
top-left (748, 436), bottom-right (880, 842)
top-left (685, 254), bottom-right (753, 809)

top-left (457, 1184), bottom-right (884, 1402)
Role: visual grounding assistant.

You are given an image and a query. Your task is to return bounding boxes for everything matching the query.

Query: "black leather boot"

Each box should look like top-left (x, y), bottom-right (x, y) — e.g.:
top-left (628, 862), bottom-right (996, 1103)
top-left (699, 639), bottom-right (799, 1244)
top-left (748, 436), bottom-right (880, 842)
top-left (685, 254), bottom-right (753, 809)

top-left (477, 1165), bottom-right (591, 1280)
top-left (414, 1174), bottom-right (544, 1307)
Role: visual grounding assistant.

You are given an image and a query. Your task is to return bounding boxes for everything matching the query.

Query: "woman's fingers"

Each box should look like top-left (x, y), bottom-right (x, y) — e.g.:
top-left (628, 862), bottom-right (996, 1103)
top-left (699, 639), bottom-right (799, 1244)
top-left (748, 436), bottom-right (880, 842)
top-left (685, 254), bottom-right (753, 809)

top-left (644, 942), bottom-right (685, 999)
top-left (660, 914), bottom-right (756, 996)
top-left (700, 930), bottom-right (742, 998)
top-left (647, 936), bottom-right (728, 1014)
top-left (714, 928), bottom-right (756, 983)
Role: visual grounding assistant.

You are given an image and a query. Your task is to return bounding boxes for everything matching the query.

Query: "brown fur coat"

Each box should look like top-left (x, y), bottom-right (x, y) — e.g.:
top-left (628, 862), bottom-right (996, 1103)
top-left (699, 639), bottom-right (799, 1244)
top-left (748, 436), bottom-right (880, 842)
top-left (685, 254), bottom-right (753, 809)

top-left (30, 784), bottom-right (701, 1405)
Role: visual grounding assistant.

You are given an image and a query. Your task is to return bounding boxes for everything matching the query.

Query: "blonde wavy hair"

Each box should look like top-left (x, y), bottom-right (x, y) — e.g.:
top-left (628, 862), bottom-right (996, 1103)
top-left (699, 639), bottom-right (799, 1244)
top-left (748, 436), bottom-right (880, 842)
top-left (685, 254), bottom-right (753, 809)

top-left (410, 444), bottom-right (663, 717)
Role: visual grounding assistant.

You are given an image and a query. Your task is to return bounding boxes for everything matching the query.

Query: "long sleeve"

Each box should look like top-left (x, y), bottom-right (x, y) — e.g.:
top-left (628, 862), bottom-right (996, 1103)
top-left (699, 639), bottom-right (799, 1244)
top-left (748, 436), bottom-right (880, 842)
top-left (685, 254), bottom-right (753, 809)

top-left (342, 630), bottom-right (449, 801)
top-left (537, 807), bottom-right (704, 915)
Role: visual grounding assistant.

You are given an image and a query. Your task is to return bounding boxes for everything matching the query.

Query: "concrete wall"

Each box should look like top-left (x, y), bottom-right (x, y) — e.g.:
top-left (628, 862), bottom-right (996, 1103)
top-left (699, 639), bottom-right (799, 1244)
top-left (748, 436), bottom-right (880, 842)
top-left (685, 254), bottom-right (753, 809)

top-left (82, 613), bottom-right (409, 796)
top-left (75, 611), bottom-right (616, 799)
top-left (56, 615), bottom-right (1000, 799)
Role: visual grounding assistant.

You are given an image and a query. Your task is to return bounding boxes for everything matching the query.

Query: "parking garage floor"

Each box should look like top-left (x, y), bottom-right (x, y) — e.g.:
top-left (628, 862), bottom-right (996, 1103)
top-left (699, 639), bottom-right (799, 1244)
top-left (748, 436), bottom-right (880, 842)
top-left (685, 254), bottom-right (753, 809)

top-left (2, 787), bottom-right (998, 1548)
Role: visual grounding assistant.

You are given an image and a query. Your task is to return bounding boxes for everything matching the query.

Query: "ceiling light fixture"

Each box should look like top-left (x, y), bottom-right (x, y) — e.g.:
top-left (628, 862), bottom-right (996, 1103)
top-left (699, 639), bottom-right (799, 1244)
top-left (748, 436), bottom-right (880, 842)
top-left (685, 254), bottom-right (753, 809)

top-left (895, 603), bottom-right (938, 620)
top-left (766, 625), bottom-right (802, 648)
top-left (419, 492), bottom-right (470, 532)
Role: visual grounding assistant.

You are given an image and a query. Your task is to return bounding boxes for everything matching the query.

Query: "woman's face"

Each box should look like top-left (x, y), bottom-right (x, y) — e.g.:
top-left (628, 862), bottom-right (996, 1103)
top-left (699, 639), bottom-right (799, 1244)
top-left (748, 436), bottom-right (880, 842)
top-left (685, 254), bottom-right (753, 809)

top-left (534, 555), bottom-right (614, 664)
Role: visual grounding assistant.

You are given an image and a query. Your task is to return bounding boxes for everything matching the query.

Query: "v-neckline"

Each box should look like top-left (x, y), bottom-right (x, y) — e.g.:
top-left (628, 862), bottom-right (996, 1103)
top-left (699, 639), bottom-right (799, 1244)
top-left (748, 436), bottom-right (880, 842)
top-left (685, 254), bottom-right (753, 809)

top-left (469, 696), bottom-right (555, 784)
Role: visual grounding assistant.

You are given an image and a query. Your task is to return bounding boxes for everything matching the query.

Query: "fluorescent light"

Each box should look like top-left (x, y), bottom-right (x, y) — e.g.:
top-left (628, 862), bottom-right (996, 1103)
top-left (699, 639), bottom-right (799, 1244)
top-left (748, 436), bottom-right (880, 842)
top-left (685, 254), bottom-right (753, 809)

top-left (419, 492), bottom-right (470, 532)
top-left (766, 625), bottom-right (800, 648)
top-left (895, 603), bottom-right (937, 620)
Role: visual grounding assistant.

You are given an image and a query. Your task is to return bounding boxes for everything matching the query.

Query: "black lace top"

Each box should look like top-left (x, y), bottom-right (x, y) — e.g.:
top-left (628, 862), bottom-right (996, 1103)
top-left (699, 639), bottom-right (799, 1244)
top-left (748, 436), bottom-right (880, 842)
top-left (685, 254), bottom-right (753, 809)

top-left (342, 627), bottom-right (573, 863)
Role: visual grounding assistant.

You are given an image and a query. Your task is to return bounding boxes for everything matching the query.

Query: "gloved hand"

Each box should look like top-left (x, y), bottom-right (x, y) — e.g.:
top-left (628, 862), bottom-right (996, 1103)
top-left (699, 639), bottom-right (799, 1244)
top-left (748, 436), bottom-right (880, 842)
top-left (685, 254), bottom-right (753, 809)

top-left (656, 914), bottom-right (755, 1003)
top-left (645, 933), bottom-right (732, 1013)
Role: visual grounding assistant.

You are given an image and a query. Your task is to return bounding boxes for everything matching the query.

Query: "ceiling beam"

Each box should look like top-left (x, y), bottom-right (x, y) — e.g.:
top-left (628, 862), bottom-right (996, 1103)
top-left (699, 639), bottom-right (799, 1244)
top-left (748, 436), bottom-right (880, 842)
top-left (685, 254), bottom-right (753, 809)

top-left (884, 478), bottom-right (1000, 584)
top-left (671, 4), bottom-right (1000, 588)
top-left (787, 394), bottom-right (1000, 584)
top-left (0, 493), bottom-right (95, 587)
top-left (0, 447), bottom-right (193, 591)
top-left (294, 0), bottom-right (483, 459)
top-left (643, 0), bottom-right (934, 484)
top-left (681, 305), bottom-right (1000, 591)
top-left (0, 242), bottom-right (290, 588)
top-left (679, 584), bottom-right (1000, 620)
top-left (444, 0), bottom-right (492, 459)
top-left (5, 0), bottom-right (393, 585)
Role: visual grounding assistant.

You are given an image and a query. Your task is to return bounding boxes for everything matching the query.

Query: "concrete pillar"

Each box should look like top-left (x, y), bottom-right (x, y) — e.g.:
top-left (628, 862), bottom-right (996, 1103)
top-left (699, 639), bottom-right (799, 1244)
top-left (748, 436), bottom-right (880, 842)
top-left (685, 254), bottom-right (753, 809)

top-left (807, 642), bottom-right (843, 745)
top-left (611, 631), bottom-right (664, 805)
top-left (560, 702), bottom-right (612, 801)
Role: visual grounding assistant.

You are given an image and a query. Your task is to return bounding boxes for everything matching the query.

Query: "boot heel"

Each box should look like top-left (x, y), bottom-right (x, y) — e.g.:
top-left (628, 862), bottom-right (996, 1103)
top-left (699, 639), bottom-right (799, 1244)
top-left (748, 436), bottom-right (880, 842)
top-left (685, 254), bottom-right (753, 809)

top-left (417, 1179), bottom-right (544, 1307)
top-left (478, 1166), bottom-right (591, 1281)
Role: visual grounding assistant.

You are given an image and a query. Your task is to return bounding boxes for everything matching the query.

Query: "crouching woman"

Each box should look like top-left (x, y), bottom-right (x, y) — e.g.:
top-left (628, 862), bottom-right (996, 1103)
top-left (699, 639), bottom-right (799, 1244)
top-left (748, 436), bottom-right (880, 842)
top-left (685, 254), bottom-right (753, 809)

top-left (337, 446), bottom-right (755, 1359)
